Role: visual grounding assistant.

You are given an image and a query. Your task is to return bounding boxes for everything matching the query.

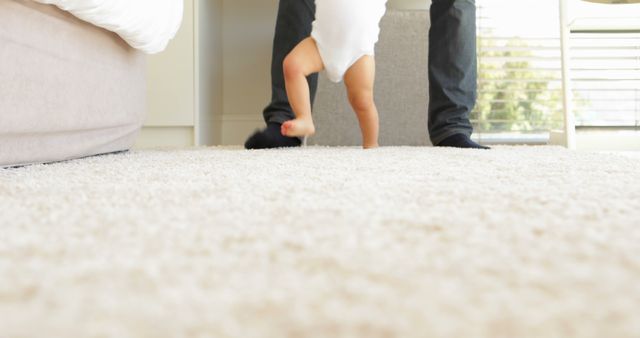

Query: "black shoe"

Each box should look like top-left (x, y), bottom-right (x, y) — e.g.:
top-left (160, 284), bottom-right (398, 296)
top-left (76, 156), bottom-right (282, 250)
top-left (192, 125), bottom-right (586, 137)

top-left (436, 134), bottom-right (490, 149)
top-left (244, 122), bottom-right (302, 149)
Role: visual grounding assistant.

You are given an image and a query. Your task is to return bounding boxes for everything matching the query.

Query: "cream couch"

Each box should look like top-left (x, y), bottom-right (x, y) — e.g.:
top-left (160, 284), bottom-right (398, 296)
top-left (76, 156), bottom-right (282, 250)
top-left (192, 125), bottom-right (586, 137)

top-left (0, 0), bottom-right (146, 167)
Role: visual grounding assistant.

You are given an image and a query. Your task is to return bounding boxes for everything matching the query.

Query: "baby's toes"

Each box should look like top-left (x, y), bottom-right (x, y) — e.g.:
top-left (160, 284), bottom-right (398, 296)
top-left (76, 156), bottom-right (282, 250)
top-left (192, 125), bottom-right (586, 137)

top-left (281, 122), bottom-right (291, 136)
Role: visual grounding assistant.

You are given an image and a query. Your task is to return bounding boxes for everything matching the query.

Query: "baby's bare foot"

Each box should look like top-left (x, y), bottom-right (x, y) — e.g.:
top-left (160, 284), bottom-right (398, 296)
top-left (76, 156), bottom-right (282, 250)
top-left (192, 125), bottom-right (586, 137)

top-left (363, 143), bottom-right (379, 149)
top-left (281, 118), bottom-right (316, 137)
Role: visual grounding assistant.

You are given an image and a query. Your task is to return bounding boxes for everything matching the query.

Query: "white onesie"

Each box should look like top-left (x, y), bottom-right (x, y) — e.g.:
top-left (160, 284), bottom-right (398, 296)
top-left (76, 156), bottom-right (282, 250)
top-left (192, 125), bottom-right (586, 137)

top-left (311, 0), bottom-right (388, 83)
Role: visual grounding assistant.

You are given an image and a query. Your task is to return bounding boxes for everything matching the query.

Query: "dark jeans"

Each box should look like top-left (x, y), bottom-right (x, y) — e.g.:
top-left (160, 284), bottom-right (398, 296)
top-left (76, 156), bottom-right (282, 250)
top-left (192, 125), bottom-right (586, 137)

top-left (262, 0), bottom-right (476, 145)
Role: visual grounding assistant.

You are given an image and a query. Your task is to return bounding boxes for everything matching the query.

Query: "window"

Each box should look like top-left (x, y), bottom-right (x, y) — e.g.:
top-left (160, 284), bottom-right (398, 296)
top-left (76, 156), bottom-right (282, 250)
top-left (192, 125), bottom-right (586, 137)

top-left (473, 0), bottom-right (640, 143)
top-left (568, 1), bottom-right (640, 128)
top-left (474, 0), bottom-right (564, 143)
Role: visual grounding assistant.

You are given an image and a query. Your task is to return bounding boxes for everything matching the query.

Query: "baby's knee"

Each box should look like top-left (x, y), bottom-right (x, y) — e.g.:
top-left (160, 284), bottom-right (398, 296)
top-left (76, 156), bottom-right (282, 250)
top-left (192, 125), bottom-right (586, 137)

top-left (348, 91), bottom-right (375, 112)
top-left (283, 55), bottom-right (305, 79)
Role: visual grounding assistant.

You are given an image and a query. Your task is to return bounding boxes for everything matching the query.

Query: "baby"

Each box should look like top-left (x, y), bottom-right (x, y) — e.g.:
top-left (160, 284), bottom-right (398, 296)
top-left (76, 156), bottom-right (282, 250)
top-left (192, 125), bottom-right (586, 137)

top-left (280, 0), bottom-right (388, 149)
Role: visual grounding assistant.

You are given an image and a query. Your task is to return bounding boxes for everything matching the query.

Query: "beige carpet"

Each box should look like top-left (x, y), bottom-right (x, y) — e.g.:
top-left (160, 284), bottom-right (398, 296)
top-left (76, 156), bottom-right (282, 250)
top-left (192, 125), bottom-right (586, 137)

top-left (1, 146), bottom-right (639, 338)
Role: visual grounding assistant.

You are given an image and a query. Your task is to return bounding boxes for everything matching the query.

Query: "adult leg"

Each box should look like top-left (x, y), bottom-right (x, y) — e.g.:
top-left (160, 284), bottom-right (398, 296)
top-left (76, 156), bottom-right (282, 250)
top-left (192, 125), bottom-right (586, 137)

top-left (245, 0), bottom-right (317, 149)
top-left (429, 0), bottom-right (488, 149)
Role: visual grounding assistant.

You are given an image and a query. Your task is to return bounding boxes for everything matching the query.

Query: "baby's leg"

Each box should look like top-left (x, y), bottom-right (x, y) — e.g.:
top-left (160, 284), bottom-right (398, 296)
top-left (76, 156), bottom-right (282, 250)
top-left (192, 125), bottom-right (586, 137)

top-left (281, 38), bottom-right (325, 138)
top-left (344, 56), bottom-right (379, 149)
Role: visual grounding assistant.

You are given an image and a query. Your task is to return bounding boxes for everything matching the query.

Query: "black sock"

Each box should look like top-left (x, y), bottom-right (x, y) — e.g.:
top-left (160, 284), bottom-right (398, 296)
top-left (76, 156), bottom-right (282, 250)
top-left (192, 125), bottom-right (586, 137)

top-left (244, 122), bottom-right (302, 149)
top-left (436, 134), bottom-right (490, 149)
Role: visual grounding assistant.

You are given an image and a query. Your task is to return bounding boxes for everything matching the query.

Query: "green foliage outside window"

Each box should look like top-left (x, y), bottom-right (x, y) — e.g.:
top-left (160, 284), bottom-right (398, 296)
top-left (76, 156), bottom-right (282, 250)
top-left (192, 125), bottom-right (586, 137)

top-left (473, 38), bottom-right (566, 133)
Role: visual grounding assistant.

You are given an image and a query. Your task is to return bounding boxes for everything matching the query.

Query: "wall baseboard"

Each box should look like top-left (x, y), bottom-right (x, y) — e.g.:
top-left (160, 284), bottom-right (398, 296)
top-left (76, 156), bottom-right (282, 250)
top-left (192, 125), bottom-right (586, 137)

top-left (135, 127), bottom-right (195, 149)
top-left (216, 114), bottom-right (264, 146)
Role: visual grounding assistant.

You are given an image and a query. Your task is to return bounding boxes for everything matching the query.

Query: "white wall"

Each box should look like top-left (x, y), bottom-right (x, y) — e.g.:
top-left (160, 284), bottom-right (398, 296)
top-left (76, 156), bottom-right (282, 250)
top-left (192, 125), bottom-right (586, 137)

top-left (139, 0), bottom-right (223, 148)
top-left (198, 0), bottom-right (224, 146)
top-left (138, 0), bottom-right (196, 148)
top-left (218, 0), bottom-right (278, 145)
top-left (388, 0), bottom-right (430, 9)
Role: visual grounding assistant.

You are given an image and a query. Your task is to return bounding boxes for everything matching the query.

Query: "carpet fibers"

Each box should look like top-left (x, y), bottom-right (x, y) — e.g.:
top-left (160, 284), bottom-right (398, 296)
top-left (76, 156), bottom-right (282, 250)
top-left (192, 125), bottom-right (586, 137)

top-left (1, 146), bottom-right (639, 338)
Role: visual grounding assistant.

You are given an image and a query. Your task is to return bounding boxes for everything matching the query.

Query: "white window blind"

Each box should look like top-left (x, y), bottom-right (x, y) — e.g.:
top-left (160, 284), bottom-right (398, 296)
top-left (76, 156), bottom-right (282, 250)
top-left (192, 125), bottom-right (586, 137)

top-left (474, 0), bottom-right (564, 142)
top-left (568, 1), bottom-right (640, 128)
